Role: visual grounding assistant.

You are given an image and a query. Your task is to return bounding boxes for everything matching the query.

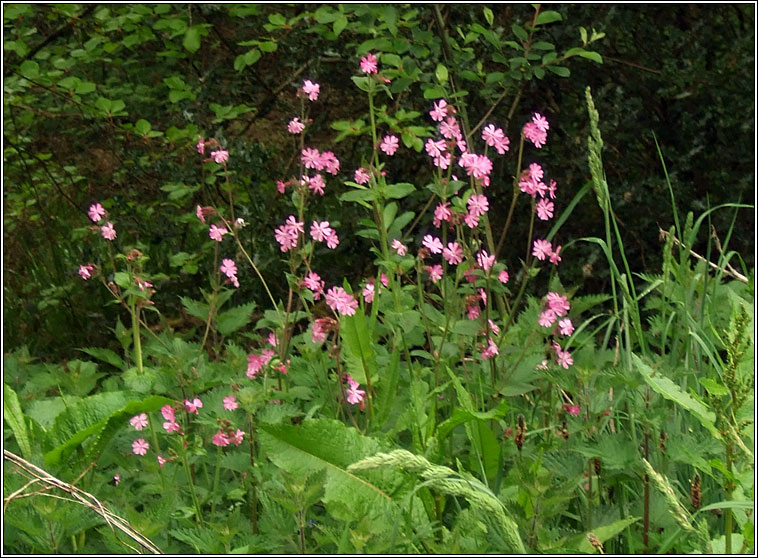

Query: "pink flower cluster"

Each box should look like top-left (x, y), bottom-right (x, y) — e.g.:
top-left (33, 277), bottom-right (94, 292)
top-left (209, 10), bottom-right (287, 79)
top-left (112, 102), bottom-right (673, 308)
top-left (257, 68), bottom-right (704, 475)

top-left (301, 80), bottom-right (320, 101)
top-left (523, 112), bottom-right (549, 148)
top-left (532, 239), bottom-right (562, 266)
top-left (325, 286), bottom-right (358, 316)
top-left (247, 349), bottom-right (276, 379)
top-left (161, 404), bottom-right (181, 434)
top-left (274, 215), bottom-right (304, 252)
top-left (301, 148), bottom-right (340, 176)
top-left (310, 220), bottom-right (339, 249)
top-left (311, 316), bottom-right (337, 344)
top-left (303, 271), bottom-right (325, 300)
top-left (212, 427), bottom-right (245, 447)
top-left (538, 292), bottom-right (570, 328)
top-left (220, 258), bottom-right (240, 288)
top-left (481, 124), bottom-right (510, 155)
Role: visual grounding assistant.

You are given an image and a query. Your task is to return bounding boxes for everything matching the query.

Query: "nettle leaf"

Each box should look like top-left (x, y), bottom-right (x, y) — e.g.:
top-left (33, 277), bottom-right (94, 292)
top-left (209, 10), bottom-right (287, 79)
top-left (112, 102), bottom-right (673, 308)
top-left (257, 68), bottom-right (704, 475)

top-left (634, 355), bottom-right (719, 438)
top-left (216, 302), bottom-right (256, 336)
top-left (437, 400), bottom-right (508, 440)
top-left (340, 307), bottom-right (376, 385)
top-left (4, 383), bottom-right (33, 459)
top-left (258, 418), bottom-right (399, 522)
top-left (45, 392), bottom-right (174, 467)
top-left (78, 347), bottom-right (125, 370)
top-left (180, 296), bottom-right (209, 321)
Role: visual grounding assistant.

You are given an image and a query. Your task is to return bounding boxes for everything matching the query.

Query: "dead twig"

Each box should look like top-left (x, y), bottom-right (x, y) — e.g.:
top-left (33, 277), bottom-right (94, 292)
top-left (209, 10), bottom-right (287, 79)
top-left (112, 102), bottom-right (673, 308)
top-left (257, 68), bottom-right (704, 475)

top-left (658, 227), bottom-right (748, 283)
top-left (3, 450), bottom-right (162, 554)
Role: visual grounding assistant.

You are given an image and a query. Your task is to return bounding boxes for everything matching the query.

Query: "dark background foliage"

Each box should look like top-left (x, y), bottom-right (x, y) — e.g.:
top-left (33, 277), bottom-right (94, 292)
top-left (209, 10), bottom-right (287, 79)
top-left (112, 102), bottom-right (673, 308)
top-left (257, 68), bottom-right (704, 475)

top-left (3, 4), bottom-right (754, 360)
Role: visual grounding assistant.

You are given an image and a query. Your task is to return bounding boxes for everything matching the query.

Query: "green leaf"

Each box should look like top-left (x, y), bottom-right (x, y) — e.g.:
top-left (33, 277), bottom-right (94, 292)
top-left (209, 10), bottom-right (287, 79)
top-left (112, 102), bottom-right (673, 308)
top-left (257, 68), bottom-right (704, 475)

top-left (45, 392), bottom-right (173, 467)
top-left (114, 272), bottom-right (131, 288)
top-left (216, 302), bottom-right (255, 336)
top-left (578, 50), bottom-right (603, 64)
top-left (423, 85), bottom-right (447, 99)
top-left (19, 60), bottom-right (39, 79)
top-left (568, 517), bottom-right (641, 553)
top-left (340, 189), bottom-right (377, 204)
top-left (385, 182), bottom-right (415, 199)
top-left (634, 355), bottom-right (719, 438)
top-left (435, 63), bottom-right (448, 84)
top-left (180, 296), bottom-right (209, 321)
top-left (78, 347), bottom-right (125, 370)
top-left (340, 307), bottom-right (376, 385)
top-left (483, 6), bottom-right (494, 26)
top-left (135, 118), bottom-right (151, 135)
top-left (4, 384), bottom-right (33, 459)
top-left (535, 10), bottom-right (563, 25)
top-left (437, 400), bottom-right (508, 440)
top-left (258, 419), bottom-right (397, 522)
top-left (511, 24), bottom-right (528, 41)
top-left (699, 378), bottom-right (729, 397)
top-left (546, 65), bottom-right (570, 77)
top-left (183, 26), bottom-right (202, 53)
top-left (333, 15), bottom-right (348, 36)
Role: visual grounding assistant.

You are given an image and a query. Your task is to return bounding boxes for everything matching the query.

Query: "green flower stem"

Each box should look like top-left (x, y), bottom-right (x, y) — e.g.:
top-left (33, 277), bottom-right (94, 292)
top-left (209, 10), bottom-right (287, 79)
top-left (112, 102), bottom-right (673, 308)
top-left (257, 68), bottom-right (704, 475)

top-left (147, 414), bottom-right (166, 491)
top-left (210, 445), bottom-right (222, 517)
top-left (129, 295), bottom-right (143, 375)
top-left (181, 443), bottom-right (204, 524)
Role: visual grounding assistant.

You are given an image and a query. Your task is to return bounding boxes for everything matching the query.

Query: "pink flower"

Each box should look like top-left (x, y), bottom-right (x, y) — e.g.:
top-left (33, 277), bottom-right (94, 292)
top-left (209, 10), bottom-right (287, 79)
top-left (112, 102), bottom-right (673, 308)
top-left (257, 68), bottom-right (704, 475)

top-left (130, 413), bottom-right (148, 431)
top-left (88, 203), bottom-right (106, 222)
top-left (360, 52), bottom-right (378, 74)
top-left (556, 348), bottom-right (573, 369)
top-left (223, 395), bottom-right (238, 411)
top-left (362, 281), bottom-right (375, 303)
top-left (302, 80), bottom-right (320, 101)
top-left (481, 338), bottom-right (499, 360)
top-left (197, 136), bottom-right (205, 155)
top-left (246, 354), bottom-right (264, 379)
top-left (212, 430), bottom-right (230, 447)
top-left (380, 135), bottom-right (399, 156)
top-left (163, 420), bottom-right (181, 434)
top-left (345, 375), bottom-right (366, 406)
top-left (532, 239), bottom-right (552, 261)
top-left (532, 112), bottom-right (549, 132)
top-left (320, 151), bottom-right (340, 175)
top-left (274, 215), bottom-right (304, 252)
top-left (549, 245), bottom-right (562, 265)
top-left (528, 163), bottom-right (544, 182)
top-left (380, 273), bottom-right (389, 287)
top-left (325, 286), bottom-right (358, 316)
top-left (230, 429), bottom-right (245, 446)
top-left (433, 152), bottom-right (452, 169)
top-left (184, 397), bottom-right (203, 414)
top-left (288, 117), bottom-right (306, 134)
top-left (101, 222), bottom-right (117, 241)
top-left (536, 198), bottom-right (554, 221)
top-left (440, 116), bottom-right (461, 140)
top-left (459, 153), bottom-right (493, 181)
top-left (209, 224), bottom-right (228, 242)
top-left (161, 405), bottom-right (175, 422)
top-left (498, 269), bottom-right (510, 284)
top-left (78, 264), bottom-right (95, 280)
top-left (546, 179), bottom-right (558, 199)
top-left (303, 271), bottom-right (325, 299)
top-left (463, 211), bottom-right (480, 229)
top-left (433, 202), bottom-right (452, 227)
top-left (429, 99), bottom-right (449, 122)
top-left (559, 318), bottom-right (574, 336)
top-left (391, 239), bottom-right (407, 256)
top-left (276, 180), bottom-right (287, 194)
top-left (476, 250), bottom-right (495, 272)
top-left (325, 229), bottom-right (340, 249)
top-left (427, 264), bottom-right (443, 283)
top-left (467, 194), bottom-right (489, 217)
top-left (211, 150), bottom-right (229, 164)
top-left (467, 304), bottom-right (481, 320)
top-left (481, 124), bottom-right (510, 155)
top-left (425, 138), bottom-right (447, 159)
top-left (354, 167), bottom-right (370, 184)
top-left (422, 235), bottom-right (443, 254)
top-left (132, 438), bottom-right (149, 456)
top-left (301, 147), bottom-right (322, 170)
top-left (523, 121), bottom-right (547, 148)
top-left (546, 292), bottom-right (570, 316)
top-left (157, 455), bottom-right (166, 468)
top-left (442, 242), bottom-right (463, 265)
top-left (487, 319), bottom-right (500, 336)
top-left (310, 220), bottom-right (333, 243)
top-left (220, 258), bottom-right (237, 279)
top-left (538, 309), bottom-right (557, 328)
top-left (113, 474), bottom-right (120, 485)
top-left (563, 404), bottom-right (580, 416)
top-left (312, 317), bottom-right (334, 344)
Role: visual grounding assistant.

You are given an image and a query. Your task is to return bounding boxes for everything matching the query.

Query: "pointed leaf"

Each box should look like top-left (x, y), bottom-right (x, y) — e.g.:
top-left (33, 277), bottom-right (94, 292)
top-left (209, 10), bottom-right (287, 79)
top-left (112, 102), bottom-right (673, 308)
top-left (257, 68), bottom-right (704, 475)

top-left (4, 384), bottom-right (33, 459)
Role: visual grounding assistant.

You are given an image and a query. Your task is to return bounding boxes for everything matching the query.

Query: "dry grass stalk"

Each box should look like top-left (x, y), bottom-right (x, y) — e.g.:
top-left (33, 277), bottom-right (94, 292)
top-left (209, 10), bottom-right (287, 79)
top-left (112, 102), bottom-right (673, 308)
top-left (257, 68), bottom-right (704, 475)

top-left (3, 449), bottom-right (162, 554)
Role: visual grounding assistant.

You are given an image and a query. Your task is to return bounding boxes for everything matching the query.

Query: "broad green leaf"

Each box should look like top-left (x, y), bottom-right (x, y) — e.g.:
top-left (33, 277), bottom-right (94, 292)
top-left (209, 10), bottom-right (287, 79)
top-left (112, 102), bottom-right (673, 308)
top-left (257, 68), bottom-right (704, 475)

top-left (135, 118), bottom-right (151, 135)
top-left (435, 63), bottom-right (448, 84)
top-left (535, 10), bottom-right (562, 25)
top-left (78, 347), bottom-right (125, 370)
top-left (546, 65), bottom-right (570, 77)
top-left (423, 85), bottom-right (447, 99)
top-left (4, 384), bottom-right (32, 459)
top-left (384, 182), bottom-right (415, 199)
top-left (340, 189), bottom-right (377, 203)
top-left (579, 50), bottom-right (603, 64)
top-left (333, 15), bottom-right (348, 36)
top-left (45, 392), bottom-right (173, 467)
top-left (437, 400), bottom-right (508, 440)
top-left (183, 26), bottom-right (202, 53)
top-left (216, 302), bottom-right (255, 336)
top-left (180, 296), bottom-right (209, 321)
top-left (258, 419), bottom-right (397, 522)
top-left (569, 517), bottom-right (641, 553)
top-left (699, 377), bottom-right (729, 396)
top-left (634, 354), bottom-right (719, 438)
top-left (511, 23), bottom-right (528, 41)
top-left (340, 307), bottom-right (376, 385)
